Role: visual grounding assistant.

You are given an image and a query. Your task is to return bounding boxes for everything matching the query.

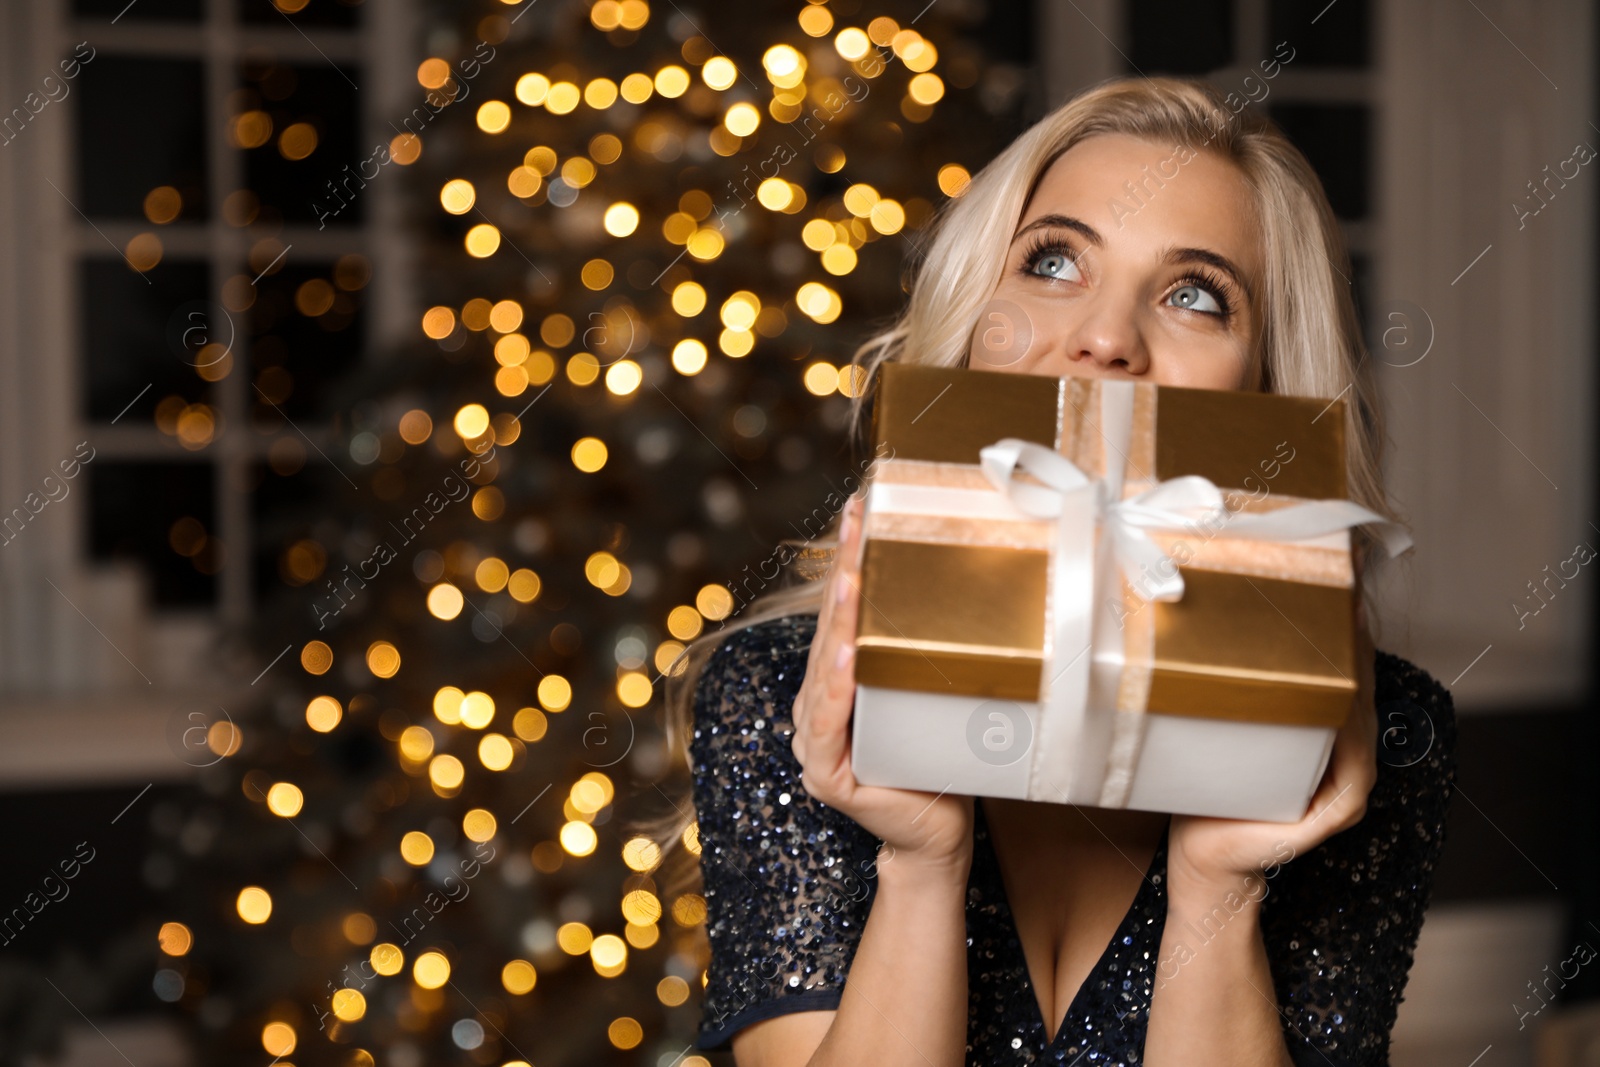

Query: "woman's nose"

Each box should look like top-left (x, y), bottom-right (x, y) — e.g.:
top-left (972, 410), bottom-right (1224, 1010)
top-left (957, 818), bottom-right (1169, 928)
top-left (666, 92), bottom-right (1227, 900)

top-left (1058, 292), bottom-right (1150, 375)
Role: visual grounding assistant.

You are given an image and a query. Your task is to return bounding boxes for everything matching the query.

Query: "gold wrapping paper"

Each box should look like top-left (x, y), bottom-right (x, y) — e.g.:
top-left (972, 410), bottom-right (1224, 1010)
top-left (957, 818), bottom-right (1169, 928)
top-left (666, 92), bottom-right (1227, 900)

top-left (853, 363), bottom-right (1360, 728)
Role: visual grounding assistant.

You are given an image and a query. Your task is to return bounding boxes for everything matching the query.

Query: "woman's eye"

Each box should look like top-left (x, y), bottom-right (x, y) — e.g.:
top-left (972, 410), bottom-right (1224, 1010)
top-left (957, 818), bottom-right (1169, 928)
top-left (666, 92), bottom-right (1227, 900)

top-left (1168, 283), bottom-right (1222, 315)
top-left (1029, 251), bottom-right (1079, 281)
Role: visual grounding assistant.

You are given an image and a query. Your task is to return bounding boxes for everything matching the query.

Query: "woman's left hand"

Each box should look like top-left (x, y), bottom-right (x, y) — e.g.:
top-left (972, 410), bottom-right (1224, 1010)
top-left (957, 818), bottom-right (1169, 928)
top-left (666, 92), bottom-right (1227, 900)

top-left (1165, 595), bottom-right (1378, 895)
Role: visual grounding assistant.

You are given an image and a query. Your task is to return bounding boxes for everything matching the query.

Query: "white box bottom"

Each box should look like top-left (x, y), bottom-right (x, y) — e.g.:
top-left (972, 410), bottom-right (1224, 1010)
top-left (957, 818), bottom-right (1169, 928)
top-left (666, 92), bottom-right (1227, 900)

top-left (852, 683), bottom-right (1337, 822)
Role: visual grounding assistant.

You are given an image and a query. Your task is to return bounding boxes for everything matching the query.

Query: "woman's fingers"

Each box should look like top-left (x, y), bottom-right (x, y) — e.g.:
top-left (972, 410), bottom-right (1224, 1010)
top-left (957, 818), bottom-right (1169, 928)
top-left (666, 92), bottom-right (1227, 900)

top-left (805, 498), bottom-right (865, 780)
top-left (793, 495), bottom-right (865, 782)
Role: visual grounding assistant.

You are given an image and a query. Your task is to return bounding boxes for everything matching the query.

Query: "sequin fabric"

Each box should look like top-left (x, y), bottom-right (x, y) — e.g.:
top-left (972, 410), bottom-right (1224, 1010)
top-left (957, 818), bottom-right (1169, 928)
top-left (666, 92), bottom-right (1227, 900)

top-left (690, 612), bottom-right (1457, 1065)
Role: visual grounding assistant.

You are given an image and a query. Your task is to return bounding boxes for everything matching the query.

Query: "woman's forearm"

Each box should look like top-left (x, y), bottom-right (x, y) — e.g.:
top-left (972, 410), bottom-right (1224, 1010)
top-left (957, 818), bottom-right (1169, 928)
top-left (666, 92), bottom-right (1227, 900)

top-left (1144, 873), bottom-right (1294, 1067)
top-left (807, 845), bottom-right (972, 1067)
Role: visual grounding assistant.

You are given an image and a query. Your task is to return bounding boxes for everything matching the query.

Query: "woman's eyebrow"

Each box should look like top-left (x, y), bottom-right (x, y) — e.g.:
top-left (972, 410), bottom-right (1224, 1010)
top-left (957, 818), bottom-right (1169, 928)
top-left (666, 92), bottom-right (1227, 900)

top-left (1012, 213), bottom-right (1101, 246)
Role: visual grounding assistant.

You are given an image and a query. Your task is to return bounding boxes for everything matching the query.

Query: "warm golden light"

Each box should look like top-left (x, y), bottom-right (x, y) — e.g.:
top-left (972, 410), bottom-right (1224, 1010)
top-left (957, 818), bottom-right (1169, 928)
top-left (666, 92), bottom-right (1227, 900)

top-left (608, 1017), bottom-right (643, 1048)
top-left (667, 604), bottom-right (704, 639)
top-left (158, 922), bottom-right (193, 955)
top-left (433, 686), bottom-right (465, 725)
top-left (399, 725), bottom-right (435, 762)
top-left (571, 436), bottom-right (608, 472)
top-left (557, 922), bottom-right (593, 954)
top-left (908, 72), bottom-right (945, 105)
top-left (701, 56), bottom-right (737, 90)
top-left (696, 584), bottom-right (734, 620)
top-left (622, 837), bottom-right (663, 872)
top-left (301, 640), bottom-right (333, 675)
top-left (266, 782), bottom-right (303, 817)
top-left (366, 641), bottom-right (401, 679)
top-left (422, 306), bottom-right (455, 339)
top-left (603, 202), bottom-right (640, 237)
top-left (502, 959), bottom-right (537, 995)
top-left (671, 281), bottom-right (707, 317)
top-left (515, 72), bottom-right (550, 105)
top-left (144, 186), bottom-right (182, 224)
top-left (621, 889), bottom-right (662, 925)
top-left (476, 100), bottom-right (512, 133)
top-left (417, 58), bottom-right (450, 89)
top-left (835, 27), bottom-right (871, 60)
top-left (672, 893), bottom-right (708, 926)
top-left (462, 809), bottom-right (498, 843)
top-left (478, 732), bottom-right (514, 771)
top-left (465, 223), bottom-right (501, 257)
top-left (545, 81), bottom-right (580, 113)
top-left (513, 706), bottom-right (547, 742)
top-left (371, 943), bottom-right (404, 976)
top-left (428, 755), bottom-right (467, 790)
top-left (654, 65), bottom-right (689, 97)
top-left (605, 360), bottom-right (642, 395)
top-left (938, 162), bottom-right (972, 197)
top-left (261, 1021), bottom-right (295, 1057)
top-left (489, 299), bottom-right (524, 333)
top-left (796, 281), bottom-right (843, 323)
top-left (400, 831), bottom-right (435, 866)
top-left (560, 820), bottom-right (598, 856)
top-left (427, 583), bottom-right (464, 620)
top-left (591, 933), bottom-right (627, 969)
top-left (804, 361), bottom-right (842, 395)
top-left (305, 696), bottom-right (342, 733)
top-left (237, 886), bottom-right (272, 924)
top-left (412, 951), bottom-right (450, 989)
top-left (620, 72), bottom-right (653, 103)
top-left (538, 675), bottom-right (572, 712)
top-left (453, 403), bottom-right (490, 439)
top-left (724, 102), bottom-right (761, 137)
top-left (331, 988), bottom-right (366, 1022)
top-left (278, 122), bottom-right (317, 160)
top-left (686, 228), bottom-right (725, 261)
top-left (617, 673), bottom-right (653, 707)
top-left (870, 198), bottom-right (907, 234)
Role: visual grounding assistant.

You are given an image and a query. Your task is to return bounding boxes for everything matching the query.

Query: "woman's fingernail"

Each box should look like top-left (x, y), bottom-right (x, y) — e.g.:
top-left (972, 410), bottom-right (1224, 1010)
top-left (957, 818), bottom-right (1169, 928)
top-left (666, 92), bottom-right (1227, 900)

top-left (836, 574), bottom-right (852, 604)
top-left (835, 640), bottom-right (855, 669)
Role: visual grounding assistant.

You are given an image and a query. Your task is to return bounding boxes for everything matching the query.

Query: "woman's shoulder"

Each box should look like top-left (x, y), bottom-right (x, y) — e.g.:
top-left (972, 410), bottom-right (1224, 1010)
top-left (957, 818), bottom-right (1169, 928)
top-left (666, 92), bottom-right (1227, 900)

top-left (693, 611), bottom-right (820, 720)
top-left (1371, 648), bottom-right (1459, 783)
top-left (689, 611), bottom-right (820, 759)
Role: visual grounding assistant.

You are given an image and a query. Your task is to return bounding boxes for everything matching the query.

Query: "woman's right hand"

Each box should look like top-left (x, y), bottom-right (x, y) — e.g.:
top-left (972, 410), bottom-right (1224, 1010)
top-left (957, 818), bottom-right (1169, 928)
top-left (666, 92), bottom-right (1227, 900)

top-left (789, 491), bottom-right (975, 871)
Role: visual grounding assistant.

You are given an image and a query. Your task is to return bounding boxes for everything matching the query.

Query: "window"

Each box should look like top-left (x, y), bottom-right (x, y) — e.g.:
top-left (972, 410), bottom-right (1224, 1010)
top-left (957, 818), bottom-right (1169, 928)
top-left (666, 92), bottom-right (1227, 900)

top-left (69, 1), bottom-right (378, 632)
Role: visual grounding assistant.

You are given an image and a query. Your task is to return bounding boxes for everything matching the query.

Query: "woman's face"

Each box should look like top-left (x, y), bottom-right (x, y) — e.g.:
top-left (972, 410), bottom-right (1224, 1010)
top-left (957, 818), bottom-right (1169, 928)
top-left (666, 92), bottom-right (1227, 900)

top-left (967, 133), bottom-right (1266, 391)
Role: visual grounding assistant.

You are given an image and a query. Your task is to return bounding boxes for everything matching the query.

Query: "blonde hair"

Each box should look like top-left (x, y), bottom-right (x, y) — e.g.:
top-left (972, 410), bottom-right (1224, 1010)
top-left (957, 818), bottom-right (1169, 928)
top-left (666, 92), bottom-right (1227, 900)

top-left (633, 75), bottom-right (1403, 895)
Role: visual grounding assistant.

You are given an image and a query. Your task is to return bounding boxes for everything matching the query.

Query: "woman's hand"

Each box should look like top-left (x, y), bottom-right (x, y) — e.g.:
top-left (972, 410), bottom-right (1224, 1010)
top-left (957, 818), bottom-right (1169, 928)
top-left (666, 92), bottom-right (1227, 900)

top-left (789, 492), bottom-right (975, 871)
top-left (1165, 594), bottom-right (1379, 896)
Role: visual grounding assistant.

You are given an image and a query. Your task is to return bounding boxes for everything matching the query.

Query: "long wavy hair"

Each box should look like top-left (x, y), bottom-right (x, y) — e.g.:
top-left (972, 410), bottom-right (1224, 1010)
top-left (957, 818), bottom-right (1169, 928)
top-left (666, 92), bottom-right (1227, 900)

top-left (631, 75), bottom-right (1405, 896)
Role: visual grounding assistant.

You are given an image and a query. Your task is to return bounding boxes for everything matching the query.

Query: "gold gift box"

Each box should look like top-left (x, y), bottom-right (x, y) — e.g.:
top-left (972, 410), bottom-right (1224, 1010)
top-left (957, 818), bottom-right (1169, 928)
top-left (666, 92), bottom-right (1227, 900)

top-left (853, 363), bottom-right (1358, 730)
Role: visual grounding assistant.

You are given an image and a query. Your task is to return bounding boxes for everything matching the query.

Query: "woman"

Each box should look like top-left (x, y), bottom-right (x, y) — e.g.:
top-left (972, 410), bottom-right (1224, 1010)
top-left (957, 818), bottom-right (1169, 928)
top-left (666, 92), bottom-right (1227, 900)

top-left (648, 76), bottom-right (1456, 1066)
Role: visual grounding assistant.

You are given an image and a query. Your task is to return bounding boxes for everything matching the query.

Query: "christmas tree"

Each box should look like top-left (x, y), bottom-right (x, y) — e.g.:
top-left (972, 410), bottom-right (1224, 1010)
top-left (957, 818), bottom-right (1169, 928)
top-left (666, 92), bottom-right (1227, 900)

top-left (157, 1), bottom-right (1027, 1063)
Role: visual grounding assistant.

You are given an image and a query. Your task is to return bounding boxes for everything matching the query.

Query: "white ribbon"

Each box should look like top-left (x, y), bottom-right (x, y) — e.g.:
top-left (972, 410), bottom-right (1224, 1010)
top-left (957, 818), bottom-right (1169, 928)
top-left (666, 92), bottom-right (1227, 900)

top-left (974, 383), bottom-right (1413, 804)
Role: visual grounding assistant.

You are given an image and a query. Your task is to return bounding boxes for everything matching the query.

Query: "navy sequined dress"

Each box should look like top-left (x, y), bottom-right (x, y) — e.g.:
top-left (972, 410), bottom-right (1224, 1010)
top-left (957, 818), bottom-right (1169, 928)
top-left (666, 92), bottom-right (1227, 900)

top-left (689, 612), bottom-right (1457, 1066)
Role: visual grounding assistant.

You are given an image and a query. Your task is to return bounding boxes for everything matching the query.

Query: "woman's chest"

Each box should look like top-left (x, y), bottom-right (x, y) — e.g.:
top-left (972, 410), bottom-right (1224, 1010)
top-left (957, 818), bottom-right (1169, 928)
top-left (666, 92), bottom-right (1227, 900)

top-left (971, 799), bottom-right (1170, 1051)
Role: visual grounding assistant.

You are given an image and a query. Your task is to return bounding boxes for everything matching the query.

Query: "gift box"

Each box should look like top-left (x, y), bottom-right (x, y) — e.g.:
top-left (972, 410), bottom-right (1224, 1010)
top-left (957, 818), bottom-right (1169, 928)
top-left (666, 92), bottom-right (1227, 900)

top-left (848, 363), bottom-right (1410, 822)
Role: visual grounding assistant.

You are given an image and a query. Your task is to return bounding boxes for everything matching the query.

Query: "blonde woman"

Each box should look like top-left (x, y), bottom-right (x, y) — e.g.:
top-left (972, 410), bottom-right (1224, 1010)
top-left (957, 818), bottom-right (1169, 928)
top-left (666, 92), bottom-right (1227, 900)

top-left (646, 76), bottom-right (1456, 1066)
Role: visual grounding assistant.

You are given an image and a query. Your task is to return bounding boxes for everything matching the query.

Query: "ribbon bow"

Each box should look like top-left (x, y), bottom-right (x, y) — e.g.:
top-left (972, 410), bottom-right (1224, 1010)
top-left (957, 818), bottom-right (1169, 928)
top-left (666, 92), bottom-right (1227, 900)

top-left (977, 437), bottom-right (1413, 605)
